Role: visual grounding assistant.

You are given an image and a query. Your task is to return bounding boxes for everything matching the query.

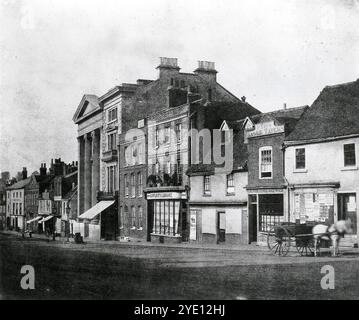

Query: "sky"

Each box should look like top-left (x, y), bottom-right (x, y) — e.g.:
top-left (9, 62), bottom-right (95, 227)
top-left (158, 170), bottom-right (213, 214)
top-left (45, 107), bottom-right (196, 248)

top-left (1, 0), bottom-right (359, 175)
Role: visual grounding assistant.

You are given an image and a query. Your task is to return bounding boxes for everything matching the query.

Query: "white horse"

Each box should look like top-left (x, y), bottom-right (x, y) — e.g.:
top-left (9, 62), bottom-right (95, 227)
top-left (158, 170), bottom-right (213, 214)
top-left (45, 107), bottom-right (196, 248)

top-left (312, 219), bottom-right (353, 257)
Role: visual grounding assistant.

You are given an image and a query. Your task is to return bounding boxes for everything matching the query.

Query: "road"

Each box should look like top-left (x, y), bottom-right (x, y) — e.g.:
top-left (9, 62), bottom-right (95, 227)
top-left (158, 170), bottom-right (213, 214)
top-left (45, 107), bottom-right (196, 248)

top-left (1, 232), bottom-right (359, 300)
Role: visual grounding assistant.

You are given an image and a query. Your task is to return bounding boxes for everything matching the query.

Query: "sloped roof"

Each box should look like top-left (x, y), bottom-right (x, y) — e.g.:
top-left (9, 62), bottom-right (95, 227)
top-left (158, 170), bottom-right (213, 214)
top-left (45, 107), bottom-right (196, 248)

top-left (285, 79), bottom-right (359, 142)
top-left (6, 177), bottom-right (32, 190)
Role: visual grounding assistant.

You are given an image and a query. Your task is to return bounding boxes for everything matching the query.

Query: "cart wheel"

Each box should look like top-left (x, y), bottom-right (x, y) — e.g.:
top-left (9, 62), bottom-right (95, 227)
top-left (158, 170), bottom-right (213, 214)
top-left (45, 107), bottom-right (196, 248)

top-left (296, 237), bottom-right (314, 256)
top-left (267, 226), bottom-right (291, 256)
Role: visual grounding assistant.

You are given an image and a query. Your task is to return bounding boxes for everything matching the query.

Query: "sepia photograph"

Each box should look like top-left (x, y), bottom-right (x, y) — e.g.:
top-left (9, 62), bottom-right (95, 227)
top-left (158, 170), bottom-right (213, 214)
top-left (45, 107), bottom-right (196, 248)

top-left (1, 0), bottom-right (359, 308)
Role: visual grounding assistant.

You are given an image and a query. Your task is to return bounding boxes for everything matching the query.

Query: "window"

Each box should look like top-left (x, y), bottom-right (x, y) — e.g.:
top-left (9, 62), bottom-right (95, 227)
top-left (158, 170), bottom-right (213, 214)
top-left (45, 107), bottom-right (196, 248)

top-left (164, 126), bottom-right (170, 144)
top-left (295, 148), bottom-right (306, 169)
top-left (208, 88), bottom-right (212, 101)
top-left (131, 206), bottom-right (136, 228)
top-left (203, 176), bottom-right (211, 195)
top-left (137, 206), bottom-right (143, 229)
top-left (344, 143), bottom-right (356, 166)
top-left (166, 160), bottom-right (171, 174)
top-left (124, 146), bottom-right (129, 166)
top-left (137, 172), bottom-right (143, 197)
top-left (259, 147), bottom-right (272, 179)
top-left (155, 127), bottom-right (159, 148)
top-left (132, 144), bottom-right (138, 165)
top-left (124, 174), bottom-right (129, 197)
top-left (131, 173), bottom-right (136, 198)
top-left (107, 166), bottom-right (116, 193)
top-left (107, 132), bottom-right (117, 151)
top-left (175, 123), bottom-right (182, 144)
top-left (108, 107), bottom-right (117, 123)
top-left (226, 173), bottom-right (235, 194)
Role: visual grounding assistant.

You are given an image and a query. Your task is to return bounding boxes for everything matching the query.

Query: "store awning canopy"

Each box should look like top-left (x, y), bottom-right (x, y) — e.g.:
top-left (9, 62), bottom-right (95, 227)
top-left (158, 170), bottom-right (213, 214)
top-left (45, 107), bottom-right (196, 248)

top-left (38, 215), bottom-right (54, 223)
top-left (27, 216), bottom-right (42, 224)
top-left (78, 201), bottom-right (115, 220)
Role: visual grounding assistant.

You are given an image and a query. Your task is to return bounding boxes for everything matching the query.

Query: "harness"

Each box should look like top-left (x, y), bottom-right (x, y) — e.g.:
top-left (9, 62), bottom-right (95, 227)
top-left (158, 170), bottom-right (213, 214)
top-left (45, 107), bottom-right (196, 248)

top-left (325, 226), bottom-right (344, 238)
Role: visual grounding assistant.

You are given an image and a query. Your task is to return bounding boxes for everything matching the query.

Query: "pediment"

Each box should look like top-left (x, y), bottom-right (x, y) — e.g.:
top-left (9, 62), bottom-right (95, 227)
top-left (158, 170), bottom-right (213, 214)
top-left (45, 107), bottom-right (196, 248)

top-left (73, 94), bottom-right (102, 124)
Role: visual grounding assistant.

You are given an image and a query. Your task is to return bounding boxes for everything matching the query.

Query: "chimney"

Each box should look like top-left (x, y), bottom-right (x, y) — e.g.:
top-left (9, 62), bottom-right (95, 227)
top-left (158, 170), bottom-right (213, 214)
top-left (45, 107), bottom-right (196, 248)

top-left (194, 61), bottom-right (217, 82)
top-left (22, 167), bottom-right (27, 179)
top-left (156, 57), bottom-right (180, 79)
top-left (283, 103), bottom-right (287, 110)
top-left (241, 96), bottom-right (246, 103)
top-left (40, 163), bottom-right (47, 176)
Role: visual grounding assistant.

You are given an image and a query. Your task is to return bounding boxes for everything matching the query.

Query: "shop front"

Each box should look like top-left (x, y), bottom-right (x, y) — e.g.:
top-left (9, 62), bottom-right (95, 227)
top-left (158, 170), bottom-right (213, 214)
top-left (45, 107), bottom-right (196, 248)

top-left (145, 189), bottom-right (188, 243)
top-left (247, 188), bottom-right (286, 245)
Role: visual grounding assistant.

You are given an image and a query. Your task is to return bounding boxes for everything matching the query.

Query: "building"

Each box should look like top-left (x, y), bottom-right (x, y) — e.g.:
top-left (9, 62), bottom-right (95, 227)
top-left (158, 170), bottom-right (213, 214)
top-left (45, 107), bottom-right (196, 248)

top-left (283, 80), bottom-right (359, 247)
top-left (244, 106), bottom-right (309, 245)
top-left (6, 168), bottom-right (31, 231)
top-left (73, 81), bottom-right (139, 239)
top-left (0, 178), bottom-right (6, 230)
top-left (187, 100), bottom-right (260, 245)
top-left (118, 118), bottom-right (148, 241)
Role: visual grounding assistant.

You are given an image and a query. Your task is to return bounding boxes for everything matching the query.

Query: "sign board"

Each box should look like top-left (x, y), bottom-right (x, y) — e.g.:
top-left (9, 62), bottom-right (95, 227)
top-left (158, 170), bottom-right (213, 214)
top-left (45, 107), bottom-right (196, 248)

top-left (147, 192), bottom-right (187, 200)
top-left (246, 121), bottom-right (284, 138)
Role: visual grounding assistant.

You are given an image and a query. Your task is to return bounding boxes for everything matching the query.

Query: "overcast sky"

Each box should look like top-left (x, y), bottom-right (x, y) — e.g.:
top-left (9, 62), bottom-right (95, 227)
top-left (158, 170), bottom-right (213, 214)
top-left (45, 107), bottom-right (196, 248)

top-left (1, 0), bottom-right (359, 175)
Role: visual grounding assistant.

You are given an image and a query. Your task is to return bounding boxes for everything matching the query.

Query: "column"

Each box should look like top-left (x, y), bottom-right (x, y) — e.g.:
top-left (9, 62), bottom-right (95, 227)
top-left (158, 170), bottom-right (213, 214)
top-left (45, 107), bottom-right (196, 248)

top-left (84, 133), bottom-right (92, 212)
top-left (91, 129), bottom-right (100, 207)
top-left (77, 136), bottom-right (85, 215)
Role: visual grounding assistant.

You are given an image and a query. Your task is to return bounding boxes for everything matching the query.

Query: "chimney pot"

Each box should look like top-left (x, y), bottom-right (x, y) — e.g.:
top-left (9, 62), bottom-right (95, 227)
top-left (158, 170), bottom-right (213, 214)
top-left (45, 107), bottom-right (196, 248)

top-left (284, 103), bottom-right (287, 110)
top-left (241, 96), bottom-right (246, 102)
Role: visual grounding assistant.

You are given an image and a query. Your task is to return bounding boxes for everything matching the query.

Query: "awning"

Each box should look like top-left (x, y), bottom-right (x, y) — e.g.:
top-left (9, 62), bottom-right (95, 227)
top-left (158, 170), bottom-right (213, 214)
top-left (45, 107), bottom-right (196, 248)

top-left (27, 216), bottom-right (42, 224)
top-left (78, 200), bottom-right (115, 220)
top-left (38, 215), bottom-right (54, 223)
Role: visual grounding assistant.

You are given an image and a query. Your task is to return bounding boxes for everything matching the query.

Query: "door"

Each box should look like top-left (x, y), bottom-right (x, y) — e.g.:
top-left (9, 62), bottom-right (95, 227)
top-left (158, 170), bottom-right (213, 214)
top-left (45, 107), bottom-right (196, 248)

top-left (217, 211), bottom-right (226, 243)
top-left (248, 195), bottom-right (258, 243)
top-left (338, 193), bottom-right (357, 235)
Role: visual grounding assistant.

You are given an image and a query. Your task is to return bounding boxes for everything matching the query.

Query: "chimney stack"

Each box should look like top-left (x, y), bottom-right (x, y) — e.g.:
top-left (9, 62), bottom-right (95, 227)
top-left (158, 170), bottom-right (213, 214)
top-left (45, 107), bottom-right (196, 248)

top-left (156, 57), bottom-right (180, 79)
top-left (283, 103), bottom-right (287, 110)
top-left (241, 96), bottom-right (246, 103)
top-left (22, 167), bottom-right (27, 179)
top-left (40, 163), bottom-right (47, 176)
top-left (194, 61), bottom-right (217, 82)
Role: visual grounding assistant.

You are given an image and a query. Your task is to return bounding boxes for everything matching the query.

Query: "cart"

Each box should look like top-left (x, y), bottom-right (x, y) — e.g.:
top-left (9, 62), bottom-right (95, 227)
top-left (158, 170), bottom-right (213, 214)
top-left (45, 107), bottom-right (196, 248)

top-left (266, 222), bottom-right (329, 256)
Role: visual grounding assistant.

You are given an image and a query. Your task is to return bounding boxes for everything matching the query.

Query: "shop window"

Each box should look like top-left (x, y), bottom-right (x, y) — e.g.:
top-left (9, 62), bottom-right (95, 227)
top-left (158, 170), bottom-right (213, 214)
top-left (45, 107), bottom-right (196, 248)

top-left (152, 200), bottom-right (180, 236)
top-left (258, 194), bottom-right (284, 232)
top-left (344, 143), bottom-right (356, 166)
top-left (226, 173), bottom-right (235, 195)
top-left (259, 146), bottom-right (272, 179)
top-left (203, 176), bottom-right (211, 196)
top-left (295, 148), bottom-right (306, 169)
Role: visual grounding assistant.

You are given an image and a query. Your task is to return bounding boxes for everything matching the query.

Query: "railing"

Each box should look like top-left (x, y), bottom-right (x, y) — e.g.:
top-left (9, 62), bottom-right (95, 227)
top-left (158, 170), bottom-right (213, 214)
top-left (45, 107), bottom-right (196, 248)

top-left (102, 149), bottom-right (118, 162)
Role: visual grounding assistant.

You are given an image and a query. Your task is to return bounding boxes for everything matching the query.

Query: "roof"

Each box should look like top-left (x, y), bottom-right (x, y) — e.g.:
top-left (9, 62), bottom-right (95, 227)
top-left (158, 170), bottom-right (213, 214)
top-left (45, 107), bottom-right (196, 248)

top-left (285, 79), bottom-right (359, 142)
top-left (72, 94), bottom-right (102, 124)
top-left (6, 177), bottom-right (31, 190)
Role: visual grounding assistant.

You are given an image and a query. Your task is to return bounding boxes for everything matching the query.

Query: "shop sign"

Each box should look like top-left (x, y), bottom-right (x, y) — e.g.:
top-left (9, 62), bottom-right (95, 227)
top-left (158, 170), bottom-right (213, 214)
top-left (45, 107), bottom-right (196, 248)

top-left (246, 121), bottom-right (284, 138)
top-left (147, 192), bottom-right (187, 200)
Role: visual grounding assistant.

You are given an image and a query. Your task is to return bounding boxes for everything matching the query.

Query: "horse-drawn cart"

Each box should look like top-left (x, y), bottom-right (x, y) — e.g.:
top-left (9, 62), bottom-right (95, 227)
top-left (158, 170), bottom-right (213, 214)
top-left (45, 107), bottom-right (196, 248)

top-left (267, 222), bottom-right (329, 256)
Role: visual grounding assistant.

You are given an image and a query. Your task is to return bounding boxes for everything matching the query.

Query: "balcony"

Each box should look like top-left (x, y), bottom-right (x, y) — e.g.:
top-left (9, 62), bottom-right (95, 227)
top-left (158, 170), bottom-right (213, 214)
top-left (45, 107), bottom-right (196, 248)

top-left (102, 149), bottom-right (118, 162)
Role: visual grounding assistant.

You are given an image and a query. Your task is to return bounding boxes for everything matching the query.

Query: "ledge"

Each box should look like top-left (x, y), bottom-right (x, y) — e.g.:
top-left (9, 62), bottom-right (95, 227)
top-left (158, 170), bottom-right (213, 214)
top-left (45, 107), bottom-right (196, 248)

top-left (341, 166), bottom-right (358, 171)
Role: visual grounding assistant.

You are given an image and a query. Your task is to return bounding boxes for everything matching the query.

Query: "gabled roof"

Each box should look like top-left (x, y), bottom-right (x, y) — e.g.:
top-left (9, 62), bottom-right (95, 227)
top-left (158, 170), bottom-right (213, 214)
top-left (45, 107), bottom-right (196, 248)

top-left (72, 94), bottom-right (102, 124)
top-left (6, 177), bottom-right (32, 190)
top-left (285, 79), bottom-right (359, 142)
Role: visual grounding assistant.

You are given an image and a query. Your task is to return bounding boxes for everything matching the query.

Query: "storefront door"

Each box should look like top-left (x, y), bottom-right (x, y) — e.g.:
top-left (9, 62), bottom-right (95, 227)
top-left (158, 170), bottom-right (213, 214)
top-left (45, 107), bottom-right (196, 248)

top-left (338, 193), bottom-right (357, 234)
top-left (217, 211), bottom-right (226, 243)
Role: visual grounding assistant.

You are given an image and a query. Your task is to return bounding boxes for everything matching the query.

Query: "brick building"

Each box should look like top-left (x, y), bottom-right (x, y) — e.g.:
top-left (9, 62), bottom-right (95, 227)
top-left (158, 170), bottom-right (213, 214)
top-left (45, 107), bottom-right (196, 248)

top-left (244, 106), bottom-right (308, 245)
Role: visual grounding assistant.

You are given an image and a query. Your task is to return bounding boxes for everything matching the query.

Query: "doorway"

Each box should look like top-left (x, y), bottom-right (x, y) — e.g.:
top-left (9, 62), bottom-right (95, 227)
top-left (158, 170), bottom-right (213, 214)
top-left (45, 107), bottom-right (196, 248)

top-left (217, 211), bottom-right (226, 243)
top-left (248, 195), bottom-right (258, 243)
top-left (338, 193), bottom-right (357, 235)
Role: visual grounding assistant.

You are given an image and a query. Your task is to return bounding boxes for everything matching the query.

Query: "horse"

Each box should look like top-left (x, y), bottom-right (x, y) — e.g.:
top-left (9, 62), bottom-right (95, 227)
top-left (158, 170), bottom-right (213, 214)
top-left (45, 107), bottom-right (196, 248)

top-left (312, 219), bottom-right (353, 257)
